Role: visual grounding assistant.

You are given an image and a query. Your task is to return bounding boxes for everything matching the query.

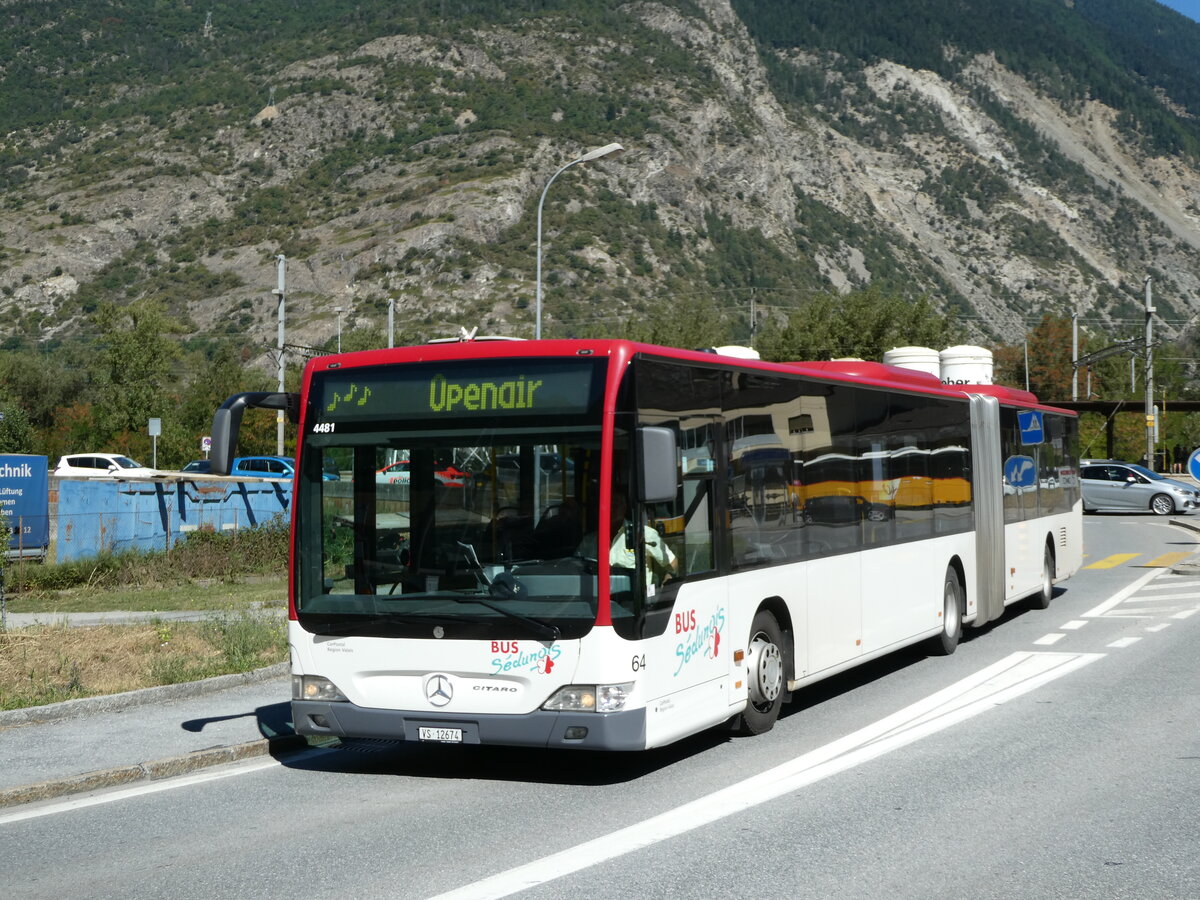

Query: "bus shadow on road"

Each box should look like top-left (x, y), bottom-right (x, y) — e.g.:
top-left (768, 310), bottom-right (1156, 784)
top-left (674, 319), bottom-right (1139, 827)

top-left (275, 728), bottom-right (734, 785)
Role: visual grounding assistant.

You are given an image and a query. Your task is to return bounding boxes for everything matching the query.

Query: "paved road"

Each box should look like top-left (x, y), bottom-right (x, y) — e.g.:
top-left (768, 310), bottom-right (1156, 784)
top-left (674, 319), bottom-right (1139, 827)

top-left (0, 664), bottom-right (294, 805)
top-left (1, 514), bottom-right (1198, 900)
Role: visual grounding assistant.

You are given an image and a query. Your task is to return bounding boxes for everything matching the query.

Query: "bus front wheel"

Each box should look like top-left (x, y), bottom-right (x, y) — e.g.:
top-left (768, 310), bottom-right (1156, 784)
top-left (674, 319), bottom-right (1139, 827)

top-left (733, 609), bottom-right (786, 735)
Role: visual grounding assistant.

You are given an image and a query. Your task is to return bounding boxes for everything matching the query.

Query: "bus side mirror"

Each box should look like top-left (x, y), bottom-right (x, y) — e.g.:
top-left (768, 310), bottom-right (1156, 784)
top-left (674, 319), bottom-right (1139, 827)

top-left (211, 392), bottom-right (299, 476)
top-left (210, 406), bottom-right (239, 476)
top-left (637, 426), bottom-right (677, 504)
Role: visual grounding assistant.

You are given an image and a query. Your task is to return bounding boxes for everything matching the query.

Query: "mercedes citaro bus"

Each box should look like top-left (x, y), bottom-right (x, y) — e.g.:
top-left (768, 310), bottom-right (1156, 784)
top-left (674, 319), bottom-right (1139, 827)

top-left (210, 338), bottom-right (1081, 750)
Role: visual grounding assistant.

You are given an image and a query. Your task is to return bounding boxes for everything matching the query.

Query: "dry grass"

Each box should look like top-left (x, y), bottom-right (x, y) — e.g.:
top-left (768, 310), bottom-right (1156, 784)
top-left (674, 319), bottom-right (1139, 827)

top-left (3, 577), bottom-right (287, 615)
top-left (0, 614), bottom-right (287, 710)
top-left (0, 521), bottom-right (291, 711)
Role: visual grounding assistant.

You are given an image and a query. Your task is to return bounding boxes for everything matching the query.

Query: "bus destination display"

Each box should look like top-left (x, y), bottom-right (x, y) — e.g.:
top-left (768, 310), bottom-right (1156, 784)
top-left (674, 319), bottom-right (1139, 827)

top-left (314, 360), bottom-right (600, 423)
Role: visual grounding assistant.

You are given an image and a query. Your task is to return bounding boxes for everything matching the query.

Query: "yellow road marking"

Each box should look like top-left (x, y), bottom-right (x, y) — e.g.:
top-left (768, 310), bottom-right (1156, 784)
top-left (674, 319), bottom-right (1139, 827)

top-left (1140, 552), bottom-right (1191, 568)
top-left (1084, 553), bottom-right (1140, 569)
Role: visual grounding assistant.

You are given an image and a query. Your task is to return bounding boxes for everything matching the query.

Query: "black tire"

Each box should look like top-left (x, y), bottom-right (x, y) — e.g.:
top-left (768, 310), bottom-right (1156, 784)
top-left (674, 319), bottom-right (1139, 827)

top-left (1030, 544), bottom-right (1054, 609)
top-left (865, 505), bottom-right (889, 522)
top-left (732, 610), bottom-right (787, 736)
top-left (1150, 493), bottom-right (1174, 516)
top-left (932, 565), bottom-right (964, 655)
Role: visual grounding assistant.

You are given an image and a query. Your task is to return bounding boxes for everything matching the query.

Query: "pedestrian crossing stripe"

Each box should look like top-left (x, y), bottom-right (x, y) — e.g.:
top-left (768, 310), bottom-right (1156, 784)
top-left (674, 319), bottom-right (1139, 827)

top-left (1084, 553), bottom-right (1141, 569)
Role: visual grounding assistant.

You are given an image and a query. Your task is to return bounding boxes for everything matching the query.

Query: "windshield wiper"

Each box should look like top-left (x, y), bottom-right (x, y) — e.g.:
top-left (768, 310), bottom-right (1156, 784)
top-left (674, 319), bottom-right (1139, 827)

top-left (309, 612), bottom-right (442, 635)
top-left (381, 589), bottom-right (561, 642)
top-left (451, 595), bottom-right (561, 642)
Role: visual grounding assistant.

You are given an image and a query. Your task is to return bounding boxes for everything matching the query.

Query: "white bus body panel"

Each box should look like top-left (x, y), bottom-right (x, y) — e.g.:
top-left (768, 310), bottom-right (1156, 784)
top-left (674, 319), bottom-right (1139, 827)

top-left (637, 577), bottom-right (737, 749)
top-left (861, 533), bottom-right (975, 650)
top-left (804, 553), bottom-right (863, 673)
top-left (714, 534), bottom-right (971, 697)
top-left (1004, 505), bottom-right (1082, 605)
top-left (290, 626), bottom-right (584, 716)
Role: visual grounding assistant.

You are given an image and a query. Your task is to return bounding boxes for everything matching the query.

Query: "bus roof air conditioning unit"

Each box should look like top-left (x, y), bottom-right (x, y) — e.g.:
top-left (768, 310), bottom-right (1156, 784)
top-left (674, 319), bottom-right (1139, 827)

top-left (940, 345), bottom-right (994, 386)
top-left (882, 346), bottom-right (941, 378)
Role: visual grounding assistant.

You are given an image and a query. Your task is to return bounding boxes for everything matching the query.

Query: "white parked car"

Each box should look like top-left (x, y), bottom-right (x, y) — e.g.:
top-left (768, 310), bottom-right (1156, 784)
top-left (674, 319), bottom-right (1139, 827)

top-left (54, 453), bottom-right (157, 478)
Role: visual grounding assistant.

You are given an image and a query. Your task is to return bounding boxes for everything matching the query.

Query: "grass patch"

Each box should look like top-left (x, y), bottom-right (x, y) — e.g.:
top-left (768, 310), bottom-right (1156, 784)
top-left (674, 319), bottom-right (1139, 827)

top-left (2, 577), bottom-right (287, 614)
top-left (0, 612), bottom-right (287, 710)
top-left (3, 518), bottom-right (289, 599)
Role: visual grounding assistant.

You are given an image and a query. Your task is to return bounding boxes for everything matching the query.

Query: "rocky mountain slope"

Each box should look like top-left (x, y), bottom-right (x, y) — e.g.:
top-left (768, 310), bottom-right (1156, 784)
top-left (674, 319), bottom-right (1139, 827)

top-left (2, 0), bottom-right (1199, 364)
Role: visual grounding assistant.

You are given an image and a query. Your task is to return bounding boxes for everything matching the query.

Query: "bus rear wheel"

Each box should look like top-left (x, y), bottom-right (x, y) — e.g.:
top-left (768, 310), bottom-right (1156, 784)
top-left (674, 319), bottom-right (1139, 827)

top-left (733, 610), bottom-right (786, 736)
top-left (932, 565), bottom-right (963, 656)
top-left (1030, 544), bottom-right (1054, 609)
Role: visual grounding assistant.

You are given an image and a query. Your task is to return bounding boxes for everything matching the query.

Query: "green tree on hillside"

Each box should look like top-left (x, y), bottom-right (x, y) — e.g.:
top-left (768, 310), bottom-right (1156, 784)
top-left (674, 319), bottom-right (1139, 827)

top-left (0, 402), bottom-right (34, 453)
top-left (610, 294), bottom-right (735, 350)
top-left (0, 350), bottom-right (91, 435)
top-left (92, 300), bottom-right (184, 442)
top-left (993, 314), bottom-right (1075, 400)
top-left (757, 286), bottom-right (961, 362)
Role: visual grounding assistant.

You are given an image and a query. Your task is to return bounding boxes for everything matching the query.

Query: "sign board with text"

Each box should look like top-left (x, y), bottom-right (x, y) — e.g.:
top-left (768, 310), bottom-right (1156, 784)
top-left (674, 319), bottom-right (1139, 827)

top-left (0, 454), bottom-right (49, 558)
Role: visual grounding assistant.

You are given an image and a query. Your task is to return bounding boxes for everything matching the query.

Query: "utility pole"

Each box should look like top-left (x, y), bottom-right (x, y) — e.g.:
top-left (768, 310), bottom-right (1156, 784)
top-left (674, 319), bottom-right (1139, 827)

top-left (388, 297), bottom-right (395, 348)
top-left (1144, 276), bottom-right (1155, 471)
top-left (749, 294), bottom-right (757, 350)
top-left (275, 255), bottom-right (286, 457)
top-left (1071, 312), bottom-right (1079, 402)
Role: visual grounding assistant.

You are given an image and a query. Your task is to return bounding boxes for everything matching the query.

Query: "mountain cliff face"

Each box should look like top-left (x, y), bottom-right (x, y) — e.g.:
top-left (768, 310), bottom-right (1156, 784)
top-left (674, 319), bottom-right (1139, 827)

top-left (2, 0), bottom-right (1199, 361)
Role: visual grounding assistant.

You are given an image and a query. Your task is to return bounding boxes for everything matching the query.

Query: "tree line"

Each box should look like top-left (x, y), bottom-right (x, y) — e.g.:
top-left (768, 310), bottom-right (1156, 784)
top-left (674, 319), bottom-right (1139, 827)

top-left (0, 287), bottom-right (1193, 469)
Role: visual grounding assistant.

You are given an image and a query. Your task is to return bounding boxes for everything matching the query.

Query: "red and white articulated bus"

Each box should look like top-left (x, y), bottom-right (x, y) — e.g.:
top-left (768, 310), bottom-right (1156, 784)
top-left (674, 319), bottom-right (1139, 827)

top-left (210, 339), bottom-right (1082, 751)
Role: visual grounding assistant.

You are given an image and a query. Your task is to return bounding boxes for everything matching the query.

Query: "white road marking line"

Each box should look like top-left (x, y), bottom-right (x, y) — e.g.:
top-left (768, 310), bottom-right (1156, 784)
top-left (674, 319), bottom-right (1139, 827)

top-left (0, 756), bottom-right (283, 826)
top-left (427, 651), bottom-right (1103, 900)
top-left (1034, 633), bottom-right (1066, 645)
top-left (1082, 568), bottom-right (1163, 618)
top-left (1123, 593), bottom-right (1200, 602)
top-left (1138, 581), bottom-right (1200, 592)
top-left (1171, 608), bottom-right (1198, 619)
top-left (1106, 637), bottom-right (1141, 648)
top-left (1101, 607), bottom-right (1194, 617)
top-left (1145, 624), bottom-right (1171, 633)
top-left (1060, 620), bottom-right (1088, 630)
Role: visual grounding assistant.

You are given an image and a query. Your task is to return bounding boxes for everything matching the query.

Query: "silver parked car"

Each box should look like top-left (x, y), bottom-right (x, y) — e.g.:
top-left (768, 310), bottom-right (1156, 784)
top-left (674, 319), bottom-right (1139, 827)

top-left (1080, 460), bottom-right (1200, 515)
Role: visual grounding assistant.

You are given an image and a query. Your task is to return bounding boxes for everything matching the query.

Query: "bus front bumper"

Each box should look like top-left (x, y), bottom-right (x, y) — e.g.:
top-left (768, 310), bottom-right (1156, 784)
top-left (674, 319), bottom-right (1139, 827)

top-left (292, 700), bottom-right (647, 751)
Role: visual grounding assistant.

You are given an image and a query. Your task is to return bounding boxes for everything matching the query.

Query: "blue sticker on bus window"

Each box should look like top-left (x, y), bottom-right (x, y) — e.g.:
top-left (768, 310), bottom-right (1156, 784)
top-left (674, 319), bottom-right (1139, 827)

top-left (1004, 455), bottom-right (1036, 490)
top-left (1018, 410), bottom-right (1044, 445)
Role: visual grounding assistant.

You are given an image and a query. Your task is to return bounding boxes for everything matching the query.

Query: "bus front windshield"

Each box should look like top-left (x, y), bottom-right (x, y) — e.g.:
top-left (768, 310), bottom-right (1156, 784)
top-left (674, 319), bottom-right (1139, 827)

top-left (297, 431), bottom-right (610, 640)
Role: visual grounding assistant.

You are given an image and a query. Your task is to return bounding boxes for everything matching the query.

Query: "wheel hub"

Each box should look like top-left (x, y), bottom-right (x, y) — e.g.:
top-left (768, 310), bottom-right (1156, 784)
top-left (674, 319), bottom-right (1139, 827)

top-left (747, 634), bottom-right (782, 705)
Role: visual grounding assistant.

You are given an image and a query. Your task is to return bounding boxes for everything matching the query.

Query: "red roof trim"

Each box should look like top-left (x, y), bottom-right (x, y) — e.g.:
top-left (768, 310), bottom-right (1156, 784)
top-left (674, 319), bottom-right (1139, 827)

top-left (300, 339), bottom-right (1075, 413)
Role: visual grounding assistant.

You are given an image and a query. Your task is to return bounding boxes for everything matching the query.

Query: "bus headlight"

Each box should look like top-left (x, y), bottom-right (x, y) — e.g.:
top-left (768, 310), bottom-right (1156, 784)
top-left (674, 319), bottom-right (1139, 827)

top-left (293, 675), bottom-right (348, 702)
top-left (542, 682), bottom-right (634, 713)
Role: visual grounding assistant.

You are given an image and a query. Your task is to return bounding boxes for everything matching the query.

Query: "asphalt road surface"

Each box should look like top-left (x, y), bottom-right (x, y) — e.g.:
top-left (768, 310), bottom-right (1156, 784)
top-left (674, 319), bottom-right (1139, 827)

top-left (3, 513), bottom-right (1198, 900)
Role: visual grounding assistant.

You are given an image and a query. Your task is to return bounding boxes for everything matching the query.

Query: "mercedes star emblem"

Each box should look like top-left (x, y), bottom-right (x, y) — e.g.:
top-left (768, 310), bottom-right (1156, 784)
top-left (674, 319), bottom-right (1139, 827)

top-left (425, 674), bottom-right (453, 707)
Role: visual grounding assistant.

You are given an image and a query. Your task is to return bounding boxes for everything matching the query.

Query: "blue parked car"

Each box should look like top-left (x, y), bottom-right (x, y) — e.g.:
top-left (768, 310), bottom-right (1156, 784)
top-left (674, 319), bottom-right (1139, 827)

top-left (229, 456), bottom-right (340, 481)
top-left (230, 456), bottom-right (295, 480)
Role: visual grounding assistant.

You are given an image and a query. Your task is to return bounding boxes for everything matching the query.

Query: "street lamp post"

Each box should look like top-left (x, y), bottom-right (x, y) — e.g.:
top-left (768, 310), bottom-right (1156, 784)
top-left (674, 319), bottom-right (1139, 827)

top-left (535, 142), bottom-right (624, 340)
top-left (334, 306), bottom-right (343, 353)
top-left (274, 255), bottom-right (286, 456)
